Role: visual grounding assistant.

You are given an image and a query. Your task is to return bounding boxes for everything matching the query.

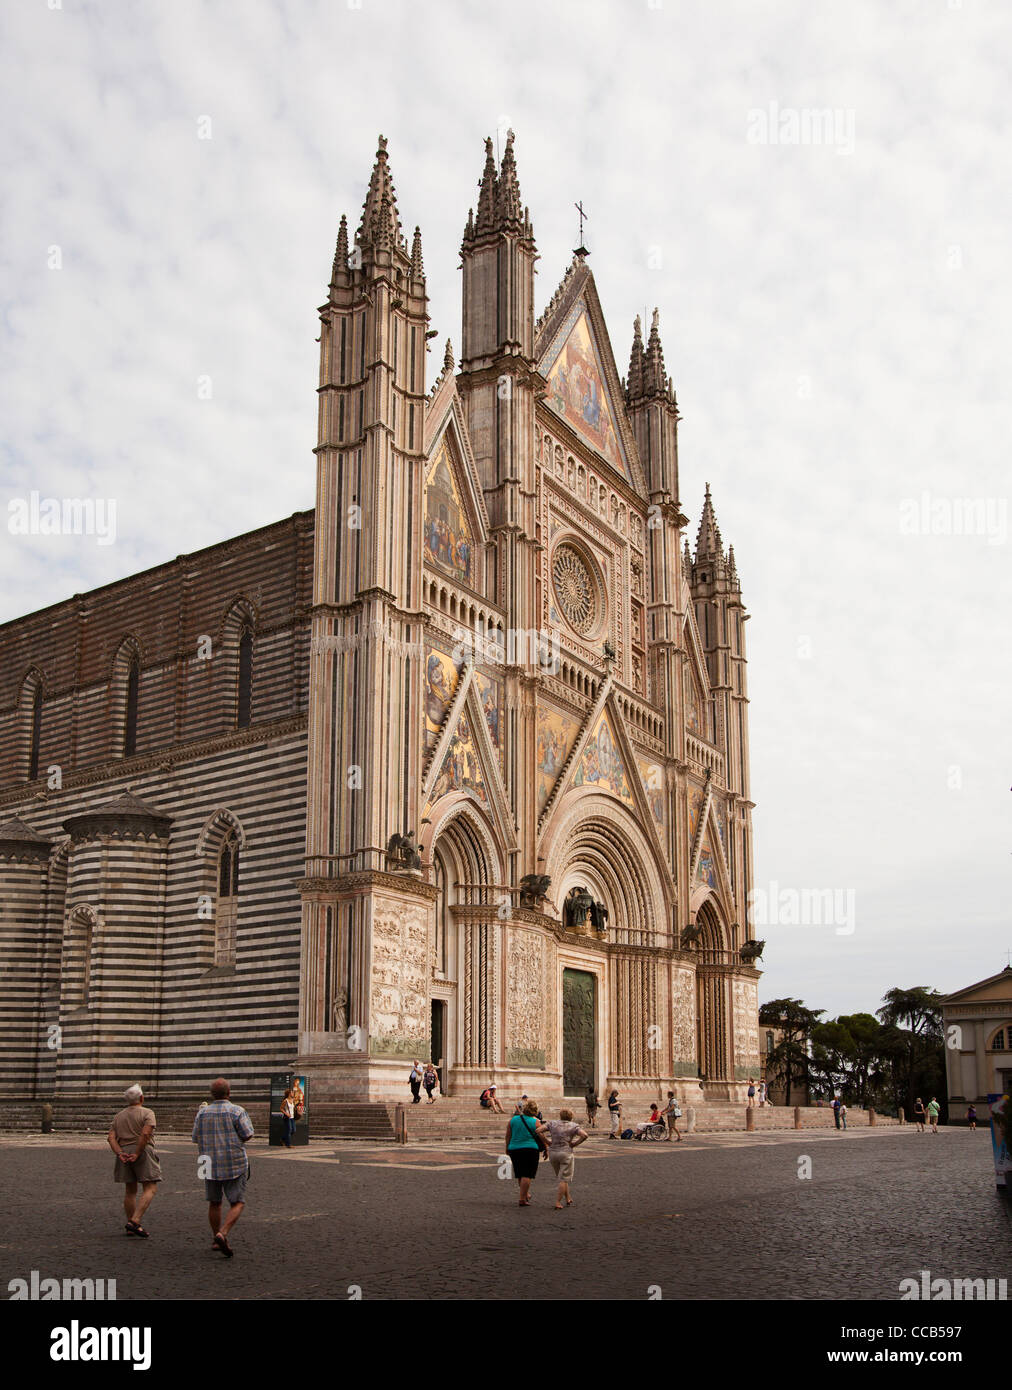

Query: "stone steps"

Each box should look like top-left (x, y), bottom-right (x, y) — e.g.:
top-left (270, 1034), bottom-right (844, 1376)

top-left (0, 1097), bottom-right (899, 1142)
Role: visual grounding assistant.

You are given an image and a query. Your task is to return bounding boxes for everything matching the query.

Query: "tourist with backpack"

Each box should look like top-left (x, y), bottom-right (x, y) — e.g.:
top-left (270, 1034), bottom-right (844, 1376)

top-left (506, 1099), bottom-right (549, 1206)
top-left (607, 1088), bottom-right (622, 1138)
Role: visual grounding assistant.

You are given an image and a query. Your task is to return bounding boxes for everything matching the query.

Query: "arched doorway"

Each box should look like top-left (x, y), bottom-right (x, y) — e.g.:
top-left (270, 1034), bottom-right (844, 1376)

top-left (695, 901), bottom-right (731, 1092)
top-left (429, 804), bottom-right (504, 1091)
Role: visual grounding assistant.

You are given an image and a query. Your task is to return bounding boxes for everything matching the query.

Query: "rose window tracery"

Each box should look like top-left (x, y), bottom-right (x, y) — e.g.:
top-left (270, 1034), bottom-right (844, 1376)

top-left (553, 544), bottom-right (598, 635)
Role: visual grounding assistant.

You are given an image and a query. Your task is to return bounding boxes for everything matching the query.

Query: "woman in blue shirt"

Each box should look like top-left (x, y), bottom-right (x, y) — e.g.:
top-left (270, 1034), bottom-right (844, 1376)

top-left (506, 1099), bottom-right (549, 1206)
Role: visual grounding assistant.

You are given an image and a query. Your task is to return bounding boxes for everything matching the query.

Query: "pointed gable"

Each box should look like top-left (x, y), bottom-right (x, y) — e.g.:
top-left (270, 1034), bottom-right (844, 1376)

top-left (541, 304), bottom-right (629, 479)
top-left (428, 708), bottom-right (487, 806)
top-left (572, 708), bottom-right (633, 805)
top-left (535, 702), bottom-right (581, 812)
top-left (424, 431), bottom-right (478, 589)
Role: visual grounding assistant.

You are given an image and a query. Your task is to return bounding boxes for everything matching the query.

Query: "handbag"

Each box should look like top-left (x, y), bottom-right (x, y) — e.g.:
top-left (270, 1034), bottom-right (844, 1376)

top-left (520, 1114), bottom-right (547, 1154)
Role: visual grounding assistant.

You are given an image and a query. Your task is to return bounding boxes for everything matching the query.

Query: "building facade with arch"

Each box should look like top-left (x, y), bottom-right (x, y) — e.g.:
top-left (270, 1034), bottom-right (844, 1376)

top-left (0, 133), bottom-right (761, 1111)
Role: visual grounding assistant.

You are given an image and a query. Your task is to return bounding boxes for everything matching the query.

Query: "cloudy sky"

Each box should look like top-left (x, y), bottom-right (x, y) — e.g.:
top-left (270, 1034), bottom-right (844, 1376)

top-left (2, 0), bottom-right (1008, 1020)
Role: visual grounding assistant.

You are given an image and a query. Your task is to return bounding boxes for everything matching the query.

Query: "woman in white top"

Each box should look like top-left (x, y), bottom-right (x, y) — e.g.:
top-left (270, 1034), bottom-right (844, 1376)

top-left (545, 1108), bottom-right (589, 1209)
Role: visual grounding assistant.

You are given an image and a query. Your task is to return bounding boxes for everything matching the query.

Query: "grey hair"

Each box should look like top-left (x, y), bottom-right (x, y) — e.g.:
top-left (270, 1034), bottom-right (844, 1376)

top-left (124, 1084), bottom-right (144, 1103)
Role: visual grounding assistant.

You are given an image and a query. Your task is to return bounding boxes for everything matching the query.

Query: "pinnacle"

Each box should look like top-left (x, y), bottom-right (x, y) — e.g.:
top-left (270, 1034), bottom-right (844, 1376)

top-left (695, 483), bottom-right (725, 562)
top-left (644, 307), bottom-right (667, 395)
top-left (496, 128), bottom-right (523, 225)
top-left (474, 136), bottom-right (498, 235)
top-left (443, 338), bottom-right (455, 374)
top-left (627, 315), bottom-right (645, 400)
top-left (358, 134), bottom-right (406, 256)
top-left (411, 225), bottom-right (425, 278)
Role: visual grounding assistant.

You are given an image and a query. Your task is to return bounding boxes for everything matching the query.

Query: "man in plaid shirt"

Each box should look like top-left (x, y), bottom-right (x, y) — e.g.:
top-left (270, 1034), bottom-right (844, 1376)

top-left (192, 1077), bottom-right (254, 1258)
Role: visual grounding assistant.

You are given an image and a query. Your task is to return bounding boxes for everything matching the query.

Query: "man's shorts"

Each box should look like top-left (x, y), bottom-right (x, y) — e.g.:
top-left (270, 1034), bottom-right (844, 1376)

top-left (204, 1173), bottom-right (247, 1205)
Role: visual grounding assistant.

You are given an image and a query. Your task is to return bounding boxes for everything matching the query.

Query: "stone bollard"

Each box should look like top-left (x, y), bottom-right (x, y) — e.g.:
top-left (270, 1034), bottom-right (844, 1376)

top-left (793, 1106), bottom-right (801, 1130)
top-left (41, 1102), bottom-right (53, 1135)
top-left (869, 1107), bottom-right (876, 1126)
top-left (746, 1105), bottom-right (755, 1132)
top-left (685, 1105), bottom-right (696, 1134)
top-left (898, 1107), bottom-right (905, 1126)
top-left (395, 1103), bottom-right (407, 1144)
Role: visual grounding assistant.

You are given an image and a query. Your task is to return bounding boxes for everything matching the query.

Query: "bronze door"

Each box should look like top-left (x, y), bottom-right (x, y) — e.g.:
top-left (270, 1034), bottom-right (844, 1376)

top-left (562, 969), bottom-right (596, 1095)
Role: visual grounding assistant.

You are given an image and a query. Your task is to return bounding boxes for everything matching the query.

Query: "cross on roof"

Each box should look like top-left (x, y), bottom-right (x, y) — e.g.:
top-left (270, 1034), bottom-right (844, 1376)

top-left (575, 200), bottom-right (589, 252)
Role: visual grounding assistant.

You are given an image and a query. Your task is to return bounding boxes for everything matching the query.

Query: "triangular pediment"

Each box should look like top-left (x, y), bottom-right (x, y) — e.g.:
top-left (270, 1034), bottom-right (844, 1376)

top-left (423, 402), bottom-right (488, 591)
top-left (571, 707), bottom-right (635, 805)
top-left (423, 673), bottom-right (516, 853)
top-left (536, 262), bottom-right (644, 491)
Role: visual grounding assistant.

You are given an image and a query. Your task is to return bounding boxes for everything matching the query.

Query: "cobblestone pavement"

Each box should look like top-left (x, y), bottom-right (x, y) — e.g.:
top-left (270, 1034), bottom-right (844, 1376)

top-left (1, 1127), bottom-right (1008, 1301)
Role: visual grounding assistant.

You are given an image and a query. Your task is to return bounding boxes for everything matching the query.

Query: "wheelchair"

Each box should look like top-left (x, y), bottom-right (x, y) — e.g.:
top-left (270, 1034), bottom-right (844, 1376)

top-left (633, 1120), bottom-right (668, 1141)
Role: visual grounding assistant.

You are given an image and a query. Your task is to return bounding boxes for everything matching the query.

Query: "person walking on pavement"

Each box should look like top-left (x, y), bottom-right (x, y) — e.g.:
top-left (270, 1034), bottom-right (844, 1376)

top-left (927, 1096), bottom-right (941, 1133)
top-left (662, 1090), bottom-right (683, 1142)
top-left (832, 1095), bottom-right (842, 1130)
top-left (409, 1059), bottom-right (423, 1105)
top-left (607, 1088), bottom-right (622, 1138)
top-left (107, 1084), bottom-right (161, 1237)
top-left (546, 1108), bottom-right (589, 1209)
top-left (423, 1062), bottom-right (439, 1103)
top-left (192, 1077), bottom-right (254, 1258)
top-left (506, 1099), bottom-right (549, 1207)
top-left (280, 1089), bottom-right (296, 1148)
top-left (839, 1101), bottom-right (848, 1130)
top-left (913, 1097), bottom-right (926, 1133)
top-left (966, 1104), bottom-right (977, 1131)
top-left (585, 1083), bottom-right (600, 1128)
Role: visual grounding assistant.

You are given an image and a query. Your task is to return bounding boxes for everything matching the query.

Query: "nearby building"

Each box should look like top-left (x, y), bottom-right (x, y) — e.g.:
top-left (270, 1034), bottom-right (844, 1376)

top-left (0, 134), bottom-right (761, 1114)
top-left (942, 966), bottom-right (1012, 1115)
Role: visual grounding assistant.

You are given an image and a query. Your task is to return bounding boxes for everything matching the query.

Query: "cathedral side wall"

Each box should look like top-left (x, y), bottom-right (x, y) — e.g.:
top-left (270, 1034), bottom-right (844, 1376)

top-left (0, 728), bottom-right (306, 1102)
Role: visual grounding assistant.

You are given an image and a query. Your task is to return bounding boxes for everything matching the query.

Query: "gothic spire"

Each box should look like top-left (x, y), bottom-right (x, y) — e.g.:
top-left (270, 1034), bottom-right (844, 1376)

top-left (331, 214), bottom-right (349, 285)
top-left (358, 135), bottom-right (404, 253)
top-left (495, 128), bottom-right (522, 226)
top-left (644, 307), bottom-right (667, 395)
top-left (411, 225), bottom-right (425, 278)
top-left (443, 338), bottom-right (455, 374)
top-left (627, 314), bottom-right (645, 400)
top-left (473, 136), bottom-right (498, 235)
top-left (695, 483), bottom-right (725, 561)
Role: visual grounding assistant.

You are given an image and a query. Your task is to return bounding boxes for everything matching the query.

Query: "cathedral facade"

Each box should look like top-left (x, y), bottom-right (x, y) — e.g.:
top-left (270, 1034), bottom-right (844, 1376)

top-left (0, 134), bottom-right (760, 1112)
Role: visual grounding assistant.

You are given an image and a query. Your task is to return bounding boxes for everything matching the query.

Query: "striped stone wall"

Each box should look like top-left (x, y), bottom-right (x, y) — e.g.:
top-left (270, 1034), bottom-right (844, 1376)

top-left (0, 511), bottom-right (314, 1104)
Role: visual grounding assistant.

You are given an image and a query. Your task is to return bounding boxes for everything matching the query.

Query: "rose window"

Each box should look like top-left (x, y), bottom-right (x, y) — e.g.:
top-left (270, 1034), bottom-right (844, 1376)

top-left (553, 544), bottom-right (597, 635)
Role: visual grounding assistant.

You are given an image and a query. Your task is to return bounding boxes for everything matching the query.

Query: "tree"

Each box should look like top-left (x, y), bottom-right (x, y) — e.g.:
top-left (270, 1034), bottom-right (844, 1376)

top-left (877, 987), bottom-right (945, 1116)
top-left (759, 998), bottom-right (824, 1106)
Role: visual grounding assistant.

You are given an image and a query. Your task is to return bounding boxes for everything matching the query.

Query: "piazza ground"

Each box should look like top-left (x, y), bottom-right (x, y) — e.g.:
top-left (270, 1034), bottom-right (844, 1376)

top-left (1, 1126), bottom-right (1007, 1302)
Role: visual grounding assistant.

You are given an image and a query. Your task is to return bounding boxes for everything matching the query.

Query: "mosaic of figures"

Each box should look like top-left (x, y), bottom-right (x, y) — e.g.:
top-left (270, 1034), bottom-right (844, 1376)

top-left (696, 840), bottom-right (717, 892)
top-left (474, 672), bottom-right (503, 769)
top-left (424, 645), bottom-right (462, 750)
top-left (543, 308), bottom-right (628, 478)
top-left (684, 666), bottom-right (702, 736)
top-left (635, 754), bottom-right (665, 827)
top-left (572, 709), bottom-right (633, 805)
top-left (535, 703), bottom-right (581, 811)
top-left (428, 710), bottom-right (487, 806)
top-left (424, 440), bottom-right (474, 587)
top-left (687, 783), bottom-right (705, 840)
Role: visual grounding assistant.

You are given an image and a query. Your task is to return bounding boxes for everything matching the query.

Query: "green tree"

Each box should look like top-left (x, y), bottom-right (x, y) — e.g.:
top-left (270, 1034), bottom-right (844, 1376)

top-left (877, 987), bottom-right (945, 1117)
top-left (759, 998), bottom-right (824, 1106)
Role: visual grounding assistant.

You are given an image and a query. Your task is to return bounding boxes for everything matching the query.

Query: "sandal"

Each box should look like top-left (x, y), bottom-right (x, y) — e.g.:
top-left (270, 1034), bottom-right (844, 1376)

top-left (126, 1221), bottom-right (149, 1237)
top-left (213, 1232), bottom-right (234, 1257)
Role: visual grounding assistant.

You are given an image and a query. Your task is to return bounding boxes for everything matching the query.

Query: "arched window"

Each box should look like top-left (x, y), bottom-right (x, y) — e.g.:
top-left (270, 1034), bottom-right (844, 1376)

top-left (63, 906), bottom-right (97, 1011)
top-left (124, 659), bottom-right (140, 756)
top-left (988, 1026), bottom-right (1008, 1052)
top-left (236, 627), bottom-right (253, 728)
top-left (28, 684), bottom-right (43, 781)
top-left (215, 831), bottom-right (240, 966)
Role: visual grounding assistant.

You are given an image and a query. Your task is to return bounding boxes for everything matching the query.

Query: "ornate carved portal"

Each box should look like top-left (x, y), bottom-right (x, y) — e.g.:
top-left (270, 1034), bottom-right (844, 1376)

top-left (562, 968), bottom-right (596, 1095)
